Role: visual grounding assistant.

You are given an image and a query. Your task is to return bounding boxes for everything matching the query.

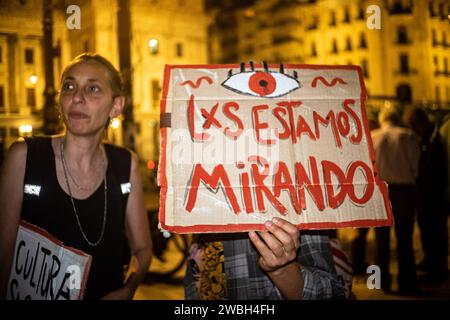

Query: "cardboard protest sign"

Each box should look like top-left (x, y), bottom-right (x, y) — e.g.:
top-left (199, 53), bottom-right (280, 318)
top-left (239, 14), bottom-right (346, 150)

top-left (7, 220), bottom-right (91, 300)
top-left (159, 63), bottom-right (393, 233)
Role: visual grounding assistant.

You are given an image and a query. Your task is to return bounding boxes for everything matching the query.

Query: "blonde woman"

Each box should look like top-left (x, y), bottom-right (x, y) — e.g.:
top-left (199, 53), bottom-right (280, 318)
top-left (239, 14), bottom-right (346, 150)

top-left (0, 53), bottom-right (152, 300)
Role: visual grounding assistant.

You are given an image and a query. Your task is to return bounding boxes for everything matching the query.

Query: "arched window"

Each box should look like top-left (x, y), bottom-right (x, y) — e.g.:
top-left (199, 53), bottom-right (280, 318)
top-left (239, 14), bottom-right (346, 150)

top-left (311, 42), bottom-right (317, 57)
top-left (346, 36), bottom-right (352, 51)
top-left (331, 39), bottom-right (338, 54)
top-left (343, 6), bottom-right (350, 23)
top-left (396, 83), bottom-right (412, 103)
top-left (432, 29), bottom-right (438, 46)
top-left (434, 55), bottom-right (439, 74)
top-left (357, 5), bottom-right (364, 20)
top-left (361, 59), bottom-right (369, 78)
top-left (389, 0), bottom-right (413, 14)
top-left (429, 0), bottom-right (436, 17)
top-left (392, 0), bottom-right (402, 12)
top-left (397, 25), bottom-right (409, 44)
top-left (438, 1), bottom-right (445, 19)
top-left (330, 10), bottom-right (336, 26)
top-left (359, 32), bottom-right (367, 49)
top-left (399, 54), bottom-right (409, 74)
top-left (435, 86), bottom-right (440, 102)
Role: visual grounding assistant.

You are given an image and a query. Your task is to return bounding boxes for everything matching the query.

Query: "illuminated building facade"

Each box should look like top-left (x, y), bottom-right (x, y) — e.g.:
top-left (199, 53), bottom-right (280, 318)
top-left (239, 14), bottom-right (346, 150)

top-left (209, 0), bottom-right (450, 107)
top-left (0, 0), bottom-right (68, 151)
top-left (1, 0), bottom-right (448, 160)
top-left (0, 0), bottom-right (209, 163)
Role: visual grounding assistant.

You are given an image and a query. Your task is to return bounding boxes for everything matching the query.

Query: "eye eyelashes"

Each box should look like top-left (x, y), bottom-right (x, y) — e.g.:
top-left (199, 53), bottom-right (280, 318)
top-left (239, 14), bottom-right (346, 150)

top-left (60, 83), bottom-right (101, 94)
top-left (222, 61), bottom-right (301, 98)
top-left (228, 62), bottom-right (298, 79)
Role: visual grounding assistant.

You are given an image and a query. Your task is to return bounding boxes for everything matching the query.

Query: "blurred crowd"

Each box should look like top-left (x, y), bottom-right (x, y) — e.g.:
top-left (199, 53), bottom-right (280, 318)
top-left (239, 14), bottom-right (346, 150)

top-left (351, 104), bottom-right (450, 296)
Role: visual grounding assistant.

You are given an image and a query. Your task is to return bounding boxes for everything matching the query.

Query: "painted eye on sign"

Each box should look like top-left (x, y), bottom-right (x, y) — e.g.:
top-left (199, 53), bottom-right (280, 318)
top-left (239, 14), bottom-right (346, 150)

top-left (222, 64), bottom-right (300, 98)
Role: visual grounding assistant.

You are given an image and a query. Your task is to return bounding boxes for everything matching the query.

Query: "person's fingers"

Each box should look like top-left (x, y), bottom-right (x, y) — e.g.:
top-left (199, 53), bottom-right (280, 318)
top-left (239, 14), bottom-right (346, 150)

top-left (272, 217), bottom-right (298, 234)
top-left (272, 217), bottom-right (301, 249)
top-left (249, 219), bottom-right (301, 273)
top-left (249, 231), bottom-right (284, 272)
top-left (264, 220), bottom-right (296, 253)
top-left (248, 231), bottom-right (273, 258)
top-left (257, 229), bottom-right (285, 257)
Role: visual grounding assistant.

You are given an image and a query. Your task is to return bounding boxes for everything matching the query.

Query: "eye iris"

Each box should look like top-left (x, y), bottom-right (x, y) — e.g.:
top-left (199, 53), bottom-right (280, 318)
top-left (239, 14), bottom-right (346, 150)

top-left (249, 72), bottom-right (276, 96)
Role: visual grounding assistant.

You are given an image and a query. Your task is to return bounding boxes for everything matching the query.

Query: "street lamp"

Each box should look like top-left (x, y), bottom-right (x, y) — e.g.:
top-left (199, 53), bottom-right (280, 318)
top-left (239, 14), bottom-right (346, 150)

top-left (29, 75), bottom-right (38, 85)
top-left (244, 9), bottom-right (255, 18)
top-left (19, 124), bottom-right (33, 137)
top-left (148, 38), bottom-right (159, 54)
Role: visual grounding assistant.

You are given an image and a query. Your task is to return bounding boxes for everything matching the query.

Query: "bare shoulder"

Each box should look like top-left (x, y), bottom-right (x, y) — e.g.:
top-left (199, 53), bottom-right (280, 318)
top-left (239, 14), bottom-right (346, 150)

top-left (3, 140), bottom-right (27, 165)
top-left (129, 150), bottom-right (139, 166)
top-left (128, 150), bottom-right (142, 180)
top-left (0, 140), bottom-right (27, 202)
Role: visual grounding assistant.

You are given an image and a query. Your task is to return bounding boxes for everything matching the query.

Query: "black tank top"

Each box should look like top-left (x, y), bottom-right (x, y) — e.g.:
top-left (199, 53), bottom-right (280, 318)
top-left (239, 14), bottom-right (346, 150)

top-left (21, 137), bottom-right (131, 300)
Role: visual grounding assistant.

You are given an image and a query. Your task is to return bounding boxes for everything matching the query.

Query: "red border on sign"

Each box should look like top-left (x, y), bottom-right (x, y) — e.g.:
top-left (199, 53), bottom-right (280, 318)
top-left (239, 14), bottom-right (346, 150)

top-left (158, 64), bottom-right (394, 233)
top-left (158, 65), bottom-right (172, 230)
top-left (18, 220), bottom-right (92, 300)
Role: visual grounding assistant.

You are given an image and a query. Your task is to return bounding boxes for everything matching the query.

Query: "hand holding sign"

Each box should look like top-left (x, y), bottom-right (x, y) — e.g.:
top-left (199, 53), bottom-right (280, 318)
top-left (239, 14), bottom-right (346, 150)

top-left (249, 217), bottom-right (300, 273)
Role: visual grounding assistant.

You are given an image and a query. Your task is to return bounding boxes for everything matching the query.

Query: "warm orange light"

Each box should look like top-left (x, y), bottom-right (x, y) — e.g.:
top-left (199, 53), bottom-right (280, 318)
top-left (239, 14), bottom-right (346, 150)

top-left (148, 39), bottom-right (158, 48)
top-left (110, 117), bottom-right (120, 129)
top-left (29, 75), bottom-right (38, 85)
top-left (147, 160), bottom-right (156, 170)
top-left (19, 124), bottom-right (33, 136)
top-left (244, 9), bottom-right (255, 18)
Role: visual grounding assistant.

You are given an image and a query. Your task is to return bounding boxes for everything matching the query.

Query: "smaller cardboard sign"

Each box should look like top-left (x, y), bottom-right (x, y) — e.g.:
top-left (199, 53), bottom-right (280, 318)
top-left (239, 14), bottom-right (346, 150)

top-left (6, 220), bottom-right (91, 300)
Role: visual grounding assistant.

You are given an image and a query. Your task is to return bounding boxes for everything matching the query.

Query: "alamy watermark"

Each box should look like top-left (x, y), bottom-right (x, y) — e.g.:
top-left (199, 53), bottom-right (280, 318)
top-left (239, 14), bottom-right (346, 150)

top-left (65, 4), bottom-right (381, 31)
top-left (366, 264), bottom-right (381, 290)
top-left (67, 265), bottom-right (81, 290)
top-left (366, 5), bottom-right (381, 30)
top-left (66, 5), bottom-right (81, 30)
top-left (169, 128), bottom-right (281, 169)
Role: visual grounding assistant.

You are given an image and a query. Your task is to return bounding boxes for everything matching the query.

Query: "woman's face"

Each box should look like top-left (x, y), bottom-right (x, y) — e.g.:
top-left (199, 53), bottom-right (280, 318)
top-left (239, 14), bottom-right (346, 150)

top-left (59, 61), bottom-right (123, 137)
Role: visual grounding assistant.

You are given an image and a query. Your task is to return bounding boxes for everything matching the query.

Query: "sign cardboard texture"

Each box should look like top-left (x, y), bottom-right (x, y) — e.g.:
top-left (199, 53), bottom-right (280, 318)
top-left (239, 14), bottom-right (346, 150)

top-left (7, 221), bottom-right (91, 300)
top-left (159, 63), bottom-right (393, 233)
